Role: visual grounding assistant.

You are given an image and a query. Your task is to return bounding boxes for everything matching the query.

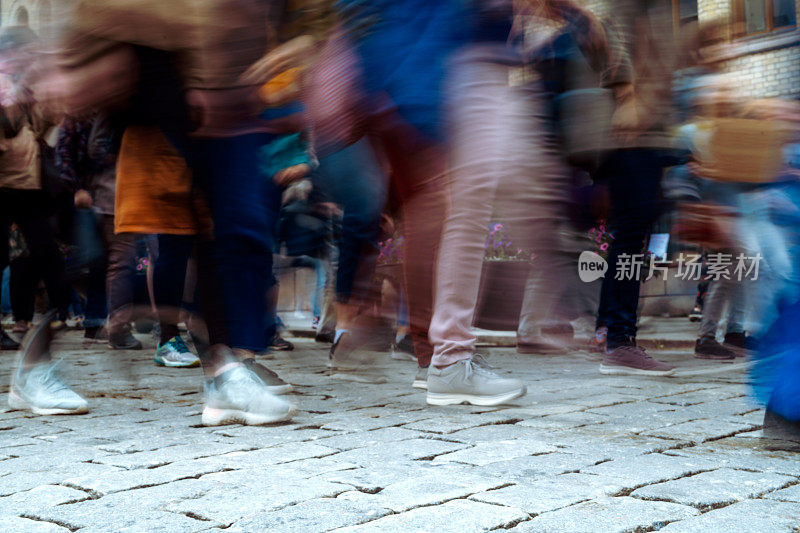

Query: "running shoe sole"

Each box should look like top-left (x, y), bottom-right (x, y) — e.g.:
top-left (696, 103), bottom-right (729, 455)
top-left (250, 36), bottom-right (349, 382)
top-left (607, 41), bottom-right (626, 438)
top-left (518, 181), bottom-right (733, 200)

top-left (8, 390), bottom-right (89, 415)
top-left (154, 357), bottom-right (201, 368)
top-left (599, 364), bottom-right (675, 376)
top-left (412, 379), bottom-right (428, 390)
top-left (426, 386), bottom-right (526, 406)
top-left (201, 405), bottom-right (297, 426)
top-left (693, 353), bottom-right (735, 361)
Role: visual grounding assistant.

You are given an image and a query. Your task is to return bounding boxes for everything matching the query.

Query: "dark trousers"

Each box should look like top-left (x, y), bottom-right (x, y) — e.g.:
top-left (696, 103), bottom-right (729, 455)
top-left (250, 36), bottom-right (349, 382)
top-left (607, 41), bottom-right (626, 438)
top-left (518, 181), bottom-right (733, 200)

top-left (190, 133), bottom-right (282, 351)
top-left (79, 213), bottom-right (139, 333)
top-left (10, 255), bottom-right (37, 322)
top-left (596, 149), bottom-right (678, 349)
top-left (0, 189), bottom-right (69, 320)
top-left (153, 234), bottom-right (193, 343)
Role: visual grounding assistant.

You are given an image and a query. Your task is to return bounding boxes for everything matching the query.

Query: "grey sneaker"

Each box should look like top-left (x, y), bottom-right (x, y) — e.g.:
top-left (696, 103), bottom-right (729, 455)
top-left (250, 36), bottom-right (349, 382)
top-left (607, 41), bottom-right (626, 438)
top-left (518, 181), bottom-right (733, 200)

top-left (201, 365), bottom-right (297, 426)
top-left (9, 361), bottom-right (89, 415)
top-left (155, 337), bottom-right (201, 367)
top-left (412, 366), bottom-right (428, 389)
top-left (426, 355), bottom-right (526, 406)
top-left (242, 358), bottom-right (293, 394)
top-left (600, 344), bottom-right (675, 376)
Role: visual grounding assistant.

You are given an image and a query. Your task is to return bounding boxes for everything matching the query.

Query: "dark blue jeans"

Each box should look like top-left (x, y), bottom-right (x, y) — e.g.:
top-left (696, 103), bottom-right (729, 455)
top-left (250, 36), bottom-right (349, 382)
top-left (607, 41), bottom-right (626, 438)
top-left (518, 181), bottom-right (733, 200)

top-left (191, 134), bottom-right (281, 351)
top-left (314, 139), bottom-right (386, 303)
top-left (596, 149), bottom-right (681, 349)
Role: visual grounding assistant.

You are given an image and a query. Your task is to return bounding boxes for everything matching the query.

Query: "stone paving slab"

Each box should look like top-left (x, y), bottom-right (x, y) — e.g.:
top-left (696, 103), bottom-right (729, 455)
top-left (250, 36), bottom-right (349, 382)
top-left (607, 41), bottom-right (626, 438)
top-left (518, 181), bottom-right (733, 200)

top-left (227, 498), bottom-right (391, 532)
top-left (334, 499), bottom-right (528, 532)
top-left (0, 331), bottom-right (797, 531)
top-left (630, 468), bottom-right (796, 508)
top-left (658, 499), bottom-right (800, 532)
top-left (511, 496), bottom-right (699, 532)
top-left (764, 483), bottom-right (800, 503)
top-left (469, 473), bottom-right (629, 516)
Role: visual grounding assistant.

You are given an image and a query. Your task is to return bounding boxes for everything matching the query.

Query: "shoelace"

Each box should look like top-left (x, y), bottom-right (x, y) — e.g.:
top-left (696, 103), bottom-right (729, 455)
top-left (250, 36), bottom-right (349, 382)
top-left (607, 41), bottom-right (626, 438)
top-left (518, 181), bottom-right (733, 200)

top-left (463, 355), bottom-right (498, 381)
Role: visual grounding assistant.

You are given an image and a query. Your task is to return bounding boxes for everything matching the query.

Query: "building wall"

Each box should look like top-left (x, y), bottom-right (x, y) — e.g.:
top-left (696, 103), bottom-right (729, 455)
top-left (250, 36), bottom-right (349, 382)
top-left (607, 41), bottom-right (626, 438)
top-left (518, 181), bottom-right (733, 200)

top-left (583, 0), bottom-right (800, 99)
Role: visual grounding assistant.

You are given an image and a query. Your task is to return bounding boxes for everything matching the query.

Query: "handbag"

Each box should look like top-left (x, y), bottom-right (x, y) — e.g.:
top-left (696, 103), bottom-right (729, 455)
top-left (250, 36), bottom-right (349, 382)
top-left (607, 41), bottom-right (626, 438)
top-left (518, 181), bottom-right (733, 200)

top-left (552, 36), bottom-right (614, 169)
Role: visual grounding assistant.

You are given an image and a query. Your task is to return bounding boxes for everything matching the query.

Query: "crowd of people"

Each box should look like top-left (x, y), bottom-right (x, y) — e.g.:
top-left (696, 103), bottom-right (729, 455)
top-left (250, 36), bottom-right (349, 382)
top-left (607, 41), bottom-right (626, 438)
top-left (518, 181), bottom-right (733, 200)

top-left (0, 0), bottom-right (798, 449)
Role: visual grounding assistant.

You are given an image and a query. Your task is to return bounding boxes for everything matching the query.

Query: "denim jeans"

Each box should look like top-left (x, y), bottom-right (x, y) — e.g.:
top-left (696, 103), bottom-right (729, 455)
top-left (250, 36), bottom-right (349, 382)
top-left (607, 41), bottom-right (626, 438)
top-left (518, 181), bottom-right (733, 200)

top-left (190, 133), bottom-right (281, 351)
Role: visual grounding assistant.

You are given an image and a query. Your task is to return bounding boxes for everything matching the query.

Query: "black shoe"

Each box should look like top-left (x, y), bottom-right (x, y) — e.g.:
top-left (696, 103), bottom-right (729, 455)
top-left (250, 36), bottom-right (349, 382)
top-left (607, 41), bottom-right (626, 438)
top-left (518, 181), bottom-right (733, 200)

top-left (108, 331), bottom-right (143, 350)
top-left (271, 334), bottom-right (294, 351)
top-left (723, 332), bottom-right (758, 352)
top-left (762, 409), bottom-right (800, 452)
top-left (1, 329), bottom-right (20, 351)
top-left (694, 337), bottom-right (735, 360)
top-left (688, 306), bottom-right (702, 322)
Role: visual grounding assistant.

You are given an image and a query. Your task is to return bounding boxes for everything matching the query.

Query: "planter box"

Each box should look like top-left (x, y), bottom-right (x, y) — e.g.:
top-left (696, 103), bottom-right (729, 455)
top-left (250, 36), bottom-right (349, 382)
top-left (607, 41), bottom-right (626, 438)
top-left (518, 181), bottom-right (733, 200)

top-left (473, 260), bottom-right (530, 331)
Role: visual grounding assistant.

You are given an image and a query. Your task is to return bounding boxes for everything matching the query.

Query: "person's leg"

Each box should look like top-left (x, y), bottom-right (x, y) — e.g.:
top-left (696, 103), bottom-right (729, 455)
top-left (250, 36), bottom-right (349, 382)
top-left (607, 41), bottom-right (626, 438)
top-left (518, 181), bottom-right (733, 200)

top-left (188, 134), bottom-right (295, 424)
top-left (311, 257), bottom-right (326, 319)
top-left (694, 277), bottom-right (736, 360)
top-left (154, 234), bottom-right (193, 344)
top-left (102, 216), bottom-right (142, 349)
top-left (315, 139), bottom-right (386, 347)
top-left (0, 213), bottom-right (18, 350)
top-left (425, 56), bottom-right (548, 404)
top-left (376, 122), bottom-right (445, 370)
top-left (83, 213), bottom-right (109, 337)
top-left (11, 191), bottom-right (71, 322)
top-left (603, 151), bottom-right (663, 349)
top-left (150, 233), bottom-right (200, 367)
top-left (698, 279), bottom-right (724, 340)
top-left (429, 56), bottom-right (565, 366)
top-left (192, 134), bottom-right (279, 353)
top-left (598, 150), bottom-right (675, 375)
top-left (10, 255), bottom-right (36, 325)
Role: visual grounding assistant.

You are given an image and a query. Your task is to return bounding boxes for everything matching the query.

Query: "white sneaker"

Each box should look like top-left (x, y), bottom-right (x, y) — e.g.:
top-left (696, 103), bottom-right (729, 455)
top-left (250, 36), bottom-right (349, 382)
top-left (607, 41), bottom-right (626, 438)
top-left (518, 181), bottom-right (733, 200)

top-left (426, 355), bottom-right (526, 406)
top-left (202, 365), bottom-right (296, 426)
top-left (155, 336), bottom-right (201, 368)
top-left (412, 366), bottom-right (428, 389)
top-left (9, 361), bottom-right (89, 415)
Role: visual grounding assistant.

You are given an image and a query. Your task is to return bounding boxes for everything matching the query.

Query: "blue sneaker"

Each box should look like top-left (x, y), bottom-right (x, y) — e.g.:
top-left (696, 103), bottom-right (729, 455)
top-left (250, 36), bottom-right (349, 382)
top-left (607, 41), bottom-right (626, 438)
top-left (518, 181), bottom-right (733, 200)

top-left (155, 336), bottom-right (201, 368)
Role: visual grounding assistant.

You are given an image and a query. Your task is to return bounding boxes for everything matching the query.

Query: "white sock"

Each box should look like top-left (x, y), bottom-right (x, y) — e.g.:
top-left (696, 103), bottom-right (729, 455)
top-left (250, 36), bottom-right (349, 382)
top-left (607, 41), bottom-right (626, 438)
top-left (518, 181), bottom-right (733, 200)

top-left (335, 329), bottom-right (348, 344)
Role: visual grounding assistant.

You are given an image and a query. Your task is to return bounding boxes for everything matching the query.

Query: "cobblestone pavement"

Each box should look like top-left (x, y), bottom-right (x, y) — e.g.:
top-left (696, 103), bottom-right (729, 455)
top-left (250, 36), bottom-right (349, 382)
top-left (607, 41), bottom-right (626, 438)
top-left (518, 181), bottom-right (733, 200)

top-left (1, 331), bottom-right (798, 532)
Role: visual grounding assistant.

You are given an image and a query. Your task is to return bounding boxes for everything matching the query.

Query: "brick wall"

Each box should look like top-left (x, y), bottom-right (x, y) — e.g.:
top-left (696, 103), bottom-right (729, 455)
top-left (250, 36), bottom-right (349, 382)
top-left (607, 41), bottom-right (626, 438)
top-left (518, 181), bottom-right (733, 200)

top-left (725, 45), bottom-right (800, 97)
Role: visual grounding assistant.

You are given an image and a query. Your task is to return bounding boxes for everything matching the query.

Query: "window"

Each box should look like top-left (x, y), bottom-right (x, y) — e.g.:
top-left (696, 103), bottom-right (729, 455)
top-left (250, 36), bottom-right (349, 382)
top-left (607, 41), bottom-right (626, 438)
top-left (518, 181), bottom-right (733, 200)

top-left (668, 0), bottom-right (698, 29)
top-left (733, 0), bottom-right (797, 36)
top-left (677, 0), bottom-right (698, 24)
